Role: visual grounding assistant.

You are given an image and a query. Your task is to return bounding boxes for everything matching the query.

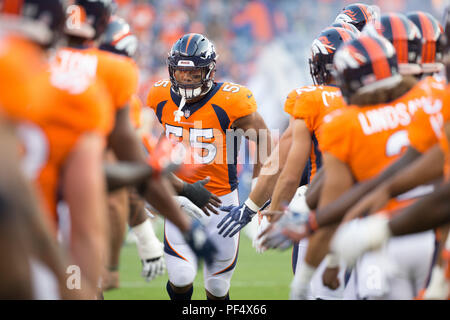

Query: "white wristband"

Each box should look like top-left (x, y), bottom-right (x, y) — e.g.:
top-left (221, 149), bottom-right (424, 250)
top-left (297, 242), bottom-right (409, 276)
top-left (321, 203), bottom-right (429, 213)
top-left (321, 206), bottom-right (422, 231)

top-left (251, 178), bottom-right (258, 190)
top-left (244, 198), bottom-right (260, 212)
top-left (325, 253), bottom-right (340, 268)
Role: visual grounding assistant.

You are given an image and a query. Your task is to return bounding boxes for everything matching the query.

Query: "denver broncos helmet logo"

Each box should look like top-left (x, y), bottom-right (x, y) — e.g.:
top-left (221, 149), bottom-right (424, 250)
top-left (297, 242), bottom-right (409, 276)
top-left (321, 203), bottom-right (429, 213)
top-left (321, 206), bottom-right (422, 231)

top-left (343, 9), bottom-right (358, 21)
top-left (319, 36), bottom-right (335, 54)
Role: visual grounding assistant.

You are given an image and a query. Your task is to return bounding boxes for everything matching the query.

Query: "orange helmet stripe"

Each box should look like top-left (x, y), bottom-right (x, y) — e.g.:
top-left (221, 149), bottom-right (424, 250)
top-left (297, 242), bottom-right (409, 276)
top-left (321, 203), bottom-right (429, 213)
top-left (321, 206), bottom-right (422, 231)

top-left (184, 34), bottom-right (194, 54)
top-left (390, 14), bottom-right (408, 64)
top-left (111, 32), bottom-right (133, 46)
top-left (418, 12), bottom-right (435, 63)
top-left (360, 36), bottom-right (391, 80)
top-left (357, 3), bottom-right (370, 23)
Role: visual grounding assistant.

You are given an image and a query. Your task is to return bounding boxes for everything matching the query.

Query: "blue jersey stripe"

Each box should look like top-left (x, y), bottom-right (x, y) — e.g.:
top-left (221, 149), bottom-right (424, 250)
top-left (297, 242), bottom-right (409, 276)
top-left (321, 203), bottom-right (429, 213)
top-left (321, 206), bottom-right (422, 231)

top-left (156, 100), bottom-right (167, 124)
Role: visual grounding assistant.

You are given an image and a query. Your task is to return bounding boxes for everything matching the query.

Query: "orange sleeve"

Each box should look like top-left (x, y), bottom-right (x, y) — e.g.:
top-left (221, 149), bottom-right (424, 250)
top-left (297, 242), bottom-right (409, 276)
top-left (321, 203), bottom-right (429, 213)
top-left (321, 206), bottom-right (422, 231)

top-left (283, 89), bottom-right (298, 116)
top-left (227, 85), bottom-right (257, 124)
top-left (292, 89), bottom-right (320, 132)
top-left (146, 84), bottom-right (158, 112)
top-left (408, 108), bottom-right (440, 153)
top-left (320, 111), bottom-right (353, 164)
top-left (443, 89), bottom-right (450, 122)
top-left (113, 58), bottom-right (139, 109)
top-left (145, 82), bottom-right (169, 125)
top-left (292, 87), bottom-right (319, 119)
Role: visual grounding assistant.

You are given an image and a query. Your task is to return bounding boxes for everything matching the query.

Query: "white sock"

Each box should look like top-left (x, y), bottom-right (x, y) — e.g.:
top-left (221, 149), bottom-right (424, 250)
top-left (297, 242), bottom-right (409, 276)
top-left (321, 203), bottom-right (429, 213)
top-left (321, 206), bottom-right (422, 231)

top-left (290, 263), bottom-right (316, 300)
top-left (131, 219), bottom-right (163, 260)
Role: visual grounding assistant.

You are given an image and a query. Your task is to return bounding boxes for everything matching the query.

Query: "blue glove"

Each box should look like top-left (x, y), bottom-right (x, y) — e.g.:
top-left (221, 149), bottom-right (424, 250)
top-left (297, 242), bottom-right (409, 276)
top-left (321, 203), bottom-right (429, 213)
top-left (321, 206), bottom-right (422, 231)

top-left (217, 201), bottom-right (258, 238)
top-left (183, 219), bottom-right (217, 266)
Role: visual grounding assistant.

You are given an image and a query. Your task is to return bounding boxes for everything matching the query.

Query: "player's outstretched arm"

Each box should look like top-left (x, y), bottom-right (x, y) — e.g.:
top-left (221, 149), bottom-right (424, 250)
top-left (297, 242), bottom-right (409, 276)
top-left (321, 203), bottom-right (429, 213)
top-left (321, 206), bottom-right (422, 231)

top-left (269, 118), bottom-right (311, 212)
top-left (216, 112), bottom-right (271, 238)
top-left (62, 133), bottom-right (109, 298)
top-left (248, 119), bottom-right (294, 207)
top-left (168, 174), bottom-right (222, 216)
top-left (104, 162), bottom-right (152, 192)
top-left (331, 181), bottom-right (450, 268)
top-left (344, 144), bottom-right (444, 222)
top-left (232, 111), bottom-right (271, 179)
top-left (108, 106), bottom-right (190, 231)
top-left (388, 180), bottom-right (450, 236)
top-left (315, 146), bottom-right (422, 227)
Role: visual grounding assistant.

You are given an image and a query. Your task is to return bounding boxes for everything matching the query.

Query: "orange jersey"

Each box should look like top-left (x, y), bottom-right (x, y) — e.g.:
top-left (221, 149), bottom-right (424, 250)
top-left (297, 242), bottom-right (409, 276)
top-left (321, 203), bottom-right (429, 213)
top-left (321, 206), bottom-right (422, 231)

top-left (321, 82), bottom-right (436, 190)
top-left (28, 48), bottom-right (114, 226)
top-left (0, 34), bottom-right (48, 123)
top-left (407, 76), bottom-right (447, 153)
top-left (82, 47), bottom-right (139, 111)
top-left (283, 88), bottom-right (298, 115)
top-left (285, 85), bottom-right (346, 182)
top-left (439, 85), bottom-right (450, 180)
top-left (130, 94), bottom-right (143, 129)
top-left (147, 80), bottom-right (257, 196)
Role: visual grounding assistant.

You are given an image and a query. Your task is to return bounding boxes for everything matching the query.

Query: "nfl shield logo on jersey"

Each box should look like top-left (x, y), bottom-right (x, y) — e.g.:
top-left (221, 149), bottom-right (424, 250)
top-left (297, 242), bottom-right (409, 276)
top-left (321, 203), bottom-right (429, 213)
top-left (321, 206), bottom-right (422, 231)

top-left (184, 109), bottom-right (190, 118)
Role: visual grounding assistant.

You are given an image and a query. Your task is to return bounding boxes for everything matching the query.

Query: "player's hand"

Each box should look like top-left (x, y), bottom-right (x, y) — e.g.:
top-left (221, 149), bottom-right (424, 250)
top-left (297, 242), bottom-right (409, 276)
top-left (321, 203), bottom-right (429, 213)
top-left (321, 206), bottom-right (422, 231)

top-left (322, 266), bottom-right (340, 290)
top-left (180, 177), bottom-right (222, 215)
top-left (331, 214), bottom-right (391, 267)
top-left (183, 219), bottom-right (217, 266)
top-left (141, 256), bottom-right (166, 282)
top-left (343, 185), bottom-right (391, 222)
top-left (253, 213), bottom-right (270, 253)
top-left (259, 205), bottom-right (314, 246)
top-left (259, 222), bottom-right (293, 250)
top-left (174, 196), bottom-right (206, 220)
top-left (217, 202), bottom-right (257, 237)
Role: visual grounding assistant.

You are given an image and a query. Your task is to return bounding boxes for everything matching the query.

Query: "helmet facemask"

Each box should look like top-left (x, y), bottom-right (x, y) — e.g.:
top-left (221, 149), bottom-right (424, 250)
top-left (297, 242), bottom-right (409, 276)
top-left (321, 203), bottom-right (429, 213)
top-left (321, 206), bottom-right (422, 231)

top-left (168, 59), bottom-right (216, 101)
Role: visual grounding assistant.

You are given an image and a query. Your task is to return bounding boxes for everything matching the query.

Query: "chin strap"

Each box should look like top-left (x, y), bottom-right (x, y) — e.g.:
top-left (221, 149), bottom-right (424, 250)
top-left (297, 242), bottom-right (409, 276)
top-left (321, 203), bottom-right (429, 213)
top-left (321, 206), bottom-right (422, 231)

top-left (173, 95), bottom-right (186, 123)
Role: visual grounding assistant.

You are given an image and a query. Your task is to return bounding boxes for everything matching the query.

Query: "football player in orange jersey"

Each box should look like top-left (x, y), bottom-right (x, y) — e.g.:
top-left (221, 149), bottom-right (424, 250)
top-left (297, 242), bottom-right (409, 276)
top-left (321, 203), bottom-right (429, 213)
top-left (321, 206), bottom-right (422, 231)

top-left (0, 0), bottom-right (94, 299)
top-left (97, 16), bottom-right (166, 289)
top-left (308, 35), bottom-right (438, 299)
top-left (61, 0), bottom-right (218, 291)
top-left (254, 27), bottom-right (357, 300)
top-left (336, 12), bottom-right (446, 221)
top-left (265, 12), bottom-right (447, 299)
top-left (147, 33), bottom-right (271, 300)
top-left (313, 13), bottom-right (447, 296)
top-left (331, 13), bottom-right (450, 299)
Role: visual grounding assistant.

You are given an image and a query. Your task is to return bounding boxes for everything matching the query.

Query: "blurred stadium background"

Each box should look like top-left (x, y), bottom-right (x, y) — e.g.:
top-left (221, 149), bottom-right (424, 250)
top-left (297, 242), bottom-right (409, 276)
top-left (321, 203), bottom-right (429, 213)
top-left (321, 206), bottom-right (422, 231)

top-left (105, 0), bottom-right (447, 300)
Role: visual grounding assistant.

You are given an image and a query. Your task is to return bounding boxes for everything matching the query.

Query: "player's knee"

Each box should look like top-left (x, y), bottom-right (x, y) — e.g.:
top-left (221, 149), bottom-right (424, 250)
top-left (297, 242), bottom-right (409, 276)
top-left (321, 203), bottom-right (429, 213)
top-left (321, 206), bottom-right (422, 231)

top-left (205, 278), bottom-right (230, 298)
top-left (169, 266), bottom-right (196, 287)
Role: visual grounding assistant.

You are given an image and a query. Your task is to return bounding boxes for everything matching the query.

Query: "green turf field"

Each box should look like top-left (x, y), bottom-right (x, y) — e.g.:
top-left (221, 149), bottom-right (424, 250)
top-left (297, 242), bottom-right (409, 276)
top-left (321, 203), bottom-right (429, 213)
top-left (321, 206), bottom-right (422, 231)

top-left (103, 226), bottom-right (294, 300)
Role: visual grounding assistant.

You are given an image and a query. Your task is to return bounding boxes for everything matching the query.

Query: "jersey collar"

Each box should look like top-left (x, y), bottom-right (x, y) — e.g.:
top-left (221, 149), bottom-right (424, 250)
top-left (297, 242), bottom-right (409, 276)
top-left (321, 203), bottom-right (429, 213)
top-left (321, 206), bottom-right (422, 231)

top-left (170, 83), bottom-right (223, 119)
